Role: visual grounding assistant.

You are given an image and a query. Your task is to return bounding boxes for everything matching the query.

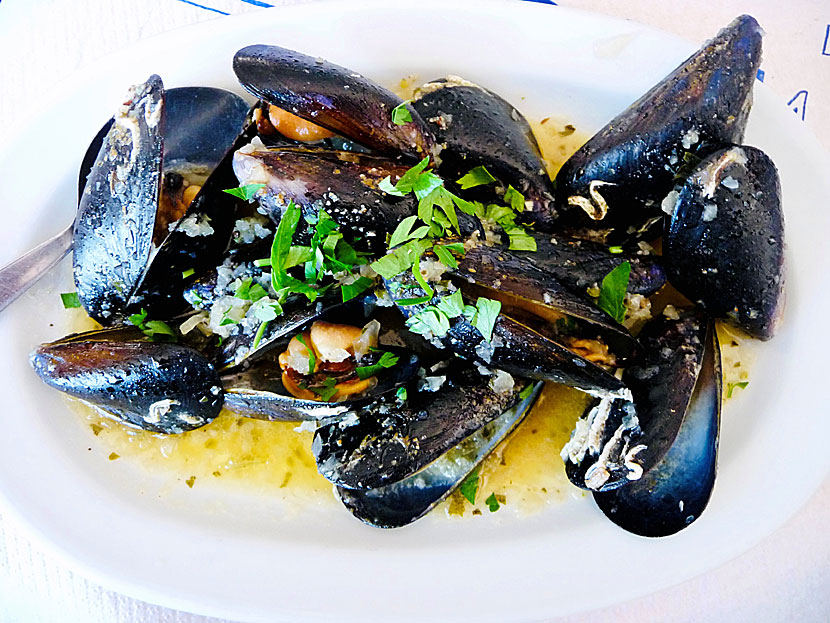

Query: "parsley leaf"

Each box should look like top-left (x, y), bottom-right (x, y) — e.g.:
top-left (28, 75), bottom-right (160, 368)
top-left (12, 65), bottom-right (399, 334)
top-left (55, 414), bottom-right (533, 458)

top-left (608, 246), bottom-right (624, 255)
top-left (296, 334), bottom-right (316, 374)
top-left (596, 261), bottom-right (631, 324)
top-left (128, 308), bottom-right (176, 342)
top-left (341, 276), bottom-right (375, 302)
top-left (356, 351), bottom-right (399, 380)
top-left (406, 308), bottom-right (451, 338)
top-left (457, 165), bottom-right (497, 190)
top-left (60, 292), bottom-right (81, 309)
top-left (726, 381), bottom-right (749, 399)
top-left (396, 386), bottom-right (408, 402)
top-left (391, 100), bottom-right (413, 125)
top-left (485, 492), bottom-right (501, 512)
top-left (434, 290), bottom-right (464, 318)
top-left (223, 183), bottom-right (265, 201)
top-left (519, 384), bottom-right (534, 400)
top-left (181, 268), bottom-right (195, 279)
top-left (389, 215), bottom-right (429, 248)
top-left (311, 376), bottom-right (338, 401)
top-left (473, 297), bottom-right (501, 342)
top-left (504, 185), bottom-right (525, 213)
top-left (250, 298), bottom-right (282, 322)
top-left (459, 469), bottom-right (480, 505)
top-left (371, 239), bottom-right (433, 279)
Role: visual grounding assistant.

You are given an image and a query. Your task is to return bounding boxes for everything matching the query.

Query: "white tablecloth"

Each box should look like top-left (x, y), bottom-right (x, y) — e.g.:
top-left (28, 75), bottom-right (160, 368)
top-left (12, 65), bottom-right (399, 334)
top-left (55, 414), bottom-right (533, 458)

top-left (0, 1), bottom-right (827, 621)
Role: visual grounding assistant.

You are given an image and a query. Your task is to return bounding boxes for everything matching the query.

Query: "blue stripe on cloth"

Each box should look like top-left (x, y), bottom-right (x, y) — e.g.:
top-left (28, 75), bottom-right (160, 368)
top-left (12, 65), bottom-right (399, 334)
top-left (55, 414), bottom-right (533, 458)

top-left (238, 0), bottom-right (275, 7)
top-left (175, 0), bottom-right (231, 15)
top-left (522, 0), bottom-right (558, 4)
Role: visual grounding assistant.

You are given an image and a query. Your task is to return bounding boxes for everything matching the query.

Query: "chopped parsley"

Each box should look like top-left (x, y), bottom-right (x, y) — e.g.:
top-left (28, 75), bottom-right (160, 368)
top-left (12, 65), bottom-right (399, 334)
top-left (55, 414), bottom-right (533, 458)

top-left (395, 386), bottom-right (408, 402)
top-left (596, 261), bottom-right (631, 325)
top-left (391, 100), bottom-right (413, 125)
top-left (222, 183), bottom-right (265, 201)
top-left (128, 308), bottom-right (177, 342)
top-left (311, 376), bottom-right (338, 401)
top-left (607, 246), bottom-right (624, 255)
top-left (519, 384), bottom-right (534, 400)
top-left (459, 469), bottom-right (480, 505)
top-left (60, 292), bottom-right (81, 309)
top-left (234, 277), bottom-right (268, 302)
top-left (726, 381), bottom-right (749, 399)
top-left (472, 297), bottom-right (501, 342)
top-left (296, 334), bottom-right (316, 374)
top-left (485, 492), bottom-right (501, 512)
top-left (341, 276), bottom-right (375, 302)
top-left (457, 165), bottom-right (497, 190)
top-left (355, 351), bottom-right (399, 380)
top-left (251, 320), bottom-right (269, 350)
top-left (181, 268), bottom-right (195, 279)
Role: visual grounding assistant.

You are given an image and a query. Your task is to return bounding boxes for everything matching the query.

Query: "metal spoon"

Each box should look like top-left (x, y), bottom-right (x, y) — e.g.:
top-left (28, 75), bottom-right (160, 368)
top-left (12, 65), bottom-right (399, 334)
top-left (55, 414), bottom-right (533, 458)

top-left (0, 86), bottom-right (250, 313)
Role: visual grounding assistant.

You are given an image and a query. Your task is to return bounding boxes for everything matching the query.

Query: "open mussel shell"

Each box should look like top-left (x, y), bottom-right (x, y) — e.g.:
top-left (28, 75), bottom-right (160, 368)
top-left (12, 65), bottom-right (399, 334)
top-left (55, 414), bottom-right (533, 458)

top-left (30, 336), bottom-right (224, 434)
top-left (233, 44), bottom-right (435, 159)
top-left (527, 232), bottom-right (666, 297)
top-left (593, 317), bottom-right (721, 537)
top-left (553, 15), bottom-right (762, 242)
top-left (664, 145), bottom-right (784, 340)
top-left (73, 77), bottom-right (251, 323)
top-left (562, 309), bottom-right (714, 493)
top-left (232, 145), bottom-right (417, 255)
top-left (411, 77), bottom-right (555, 228)
top-left (338, 381), bottom-right (543, 528)
top-left (74, 75), bottom-right (164, 324)
top-left (313, 364), bottom-right (525, 490)
top-left (222, 346), bottom-right (420, 422)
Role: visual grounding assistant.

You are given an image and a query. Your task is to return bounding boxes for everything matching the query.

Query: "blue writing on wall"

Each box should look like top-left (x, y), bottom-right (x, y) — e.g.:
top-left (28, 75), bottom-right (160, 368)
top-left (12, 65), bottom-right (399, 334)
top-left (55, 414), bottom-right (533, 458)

top-left (787, 90), bottom-right (808, 121)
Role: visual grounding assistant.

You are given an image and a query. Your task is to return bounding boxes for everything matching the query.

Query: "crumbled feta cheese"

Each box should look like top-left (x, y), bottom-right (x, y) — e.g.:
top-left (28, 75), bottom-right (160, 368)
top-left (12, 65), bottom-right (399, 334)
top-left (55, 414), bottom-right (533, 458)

top-left (661, 190), bottom-right (679, 215)
top-left (702, 203), bottom-right (718, 222)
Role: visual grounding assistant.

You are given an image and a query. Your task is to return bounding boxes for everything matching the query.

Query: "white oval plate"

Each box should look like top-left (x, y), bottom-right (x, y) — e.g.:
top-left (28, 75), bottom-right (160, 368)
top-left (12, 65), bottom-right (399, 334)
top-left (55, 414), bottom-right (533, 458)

top-left (0, 1), bottom-right (827, 621)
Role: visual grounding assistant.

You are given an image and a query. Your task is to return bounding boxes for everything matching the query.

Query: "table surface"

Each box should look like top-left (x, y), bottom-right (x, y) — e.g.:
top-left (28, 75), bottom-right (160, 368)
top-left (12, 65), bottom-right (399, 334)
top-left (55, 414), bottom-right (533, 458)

top-left (0, 1), bottom-right (827, 622)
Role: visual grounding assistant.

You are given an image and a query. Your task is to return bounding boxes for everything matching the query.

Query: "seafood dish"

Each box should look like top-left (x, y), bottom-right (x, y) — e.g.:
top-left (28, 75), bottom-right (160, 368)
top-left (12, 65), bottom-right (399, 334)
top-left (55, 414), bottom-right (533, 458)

top-left (29, 14), bottom-right (784, 537)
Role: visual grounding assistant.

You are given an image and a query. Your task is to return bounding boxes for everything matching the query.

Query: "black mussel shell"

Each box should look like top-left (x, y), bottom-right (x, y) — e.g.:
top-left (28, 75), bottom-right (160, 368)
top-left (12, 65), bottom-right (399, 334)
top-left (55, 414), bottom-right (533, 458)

top-left (232, 146), bottom-right (417, 256)
top-left (31, 338), bottom-right (224, 434)
top-left (74, 75), bottom-right (164, 324)
top-left (313, 364), bottom-right (523, 490)
top-left (223, 346), bottom-right (419, 422)
top-left (664, 145), bottom-right (784, 340)
top-left (561, 395), bottom-right (644, 492)
top-left (451, 244), bottom-right (639, 360)
top-left (337, 382), bottom-right (542, 528)
top-left (233, 44), bottom-right (435, 159)
top-left (593, 318), bottom-right (721, 537)
top-left (527, 232), bottom-right (666, 297)
top-left (411, 77), bottom-right (554, 228)
top-left (554, 15), bottom-right (762, 242)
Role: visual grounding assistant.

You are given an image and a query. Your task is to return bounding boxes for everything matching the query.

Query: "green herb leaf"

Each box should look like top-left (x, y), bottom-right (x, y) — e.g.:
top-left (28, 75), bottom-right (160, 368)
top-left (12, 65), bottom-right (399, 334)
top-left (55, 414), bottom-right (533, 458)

top-left (434, 290), bottom-right (464, 319)
top-left (223, 183), bottom-right (265, 201)
top-left (608, 246), bottom-right (624, 255)
top-left (270, 201), bottom-right (302, 289)
top-left (251, 321), bottom-right (269, 350)
top-left (250, 299), bottom-right (282, 322)
top-left (143, 320), bottom-right (176, 338)
top-left (356, 351), bottom-right (399, 380)
top-left (370, 239), bottom-right (433, 279)
top-left (378, 176), bottom-right (407, 197)
top-left (726, 381), bottom-right (749, 399)
top-left (388, 215), bottom-right (423, 248)
top-left (341, 276), bottom-right (375, 302)
top-left (128, 308), bottom-right (148, 328)
top-left (391, 100), bottom-right (413, 125)
top-left (411, 260), bottom-right (435, 300)
top-left (311, 376), bottom-right (338, 401)
top-left (504, 185), bottom-right (525, 213)
top-left (505, 227), bottom-right (537, 252)
top-left (286, 245), bottom-right (314, 269)
top-left (181, 268), bottom-right (195, 279)
top-left (457, 165), bottom-right (497, 190)
top-left (473, 297), bottom-right (501, 342)
top-left (406, 308), bottom-right (451, 338)
top-left (433, 244), bottom-right (458, 269)
top-left (519, 384), bottom-right (534, 400)
top-left (60, 292), bottom-right (81, 309)
top-left (296, 334), bottom-right (317, 374)
top-left (459, 469), bottom-right (480, 505)
top-left (396, 386), bottom-right (407, 402)
top-left (485, 492), bottom-right (501, 512)
top-left (596, 261), bottom-right (631, 324)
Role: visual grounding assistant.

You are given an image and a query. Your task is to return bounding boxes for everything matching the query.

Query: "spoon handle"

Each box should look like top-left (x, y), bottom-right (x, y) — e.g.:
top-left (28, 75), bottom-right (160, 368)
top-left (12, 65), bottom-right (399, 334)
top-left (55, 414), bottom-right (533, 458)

top-left (0, 225), bottom-right (74, 313)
